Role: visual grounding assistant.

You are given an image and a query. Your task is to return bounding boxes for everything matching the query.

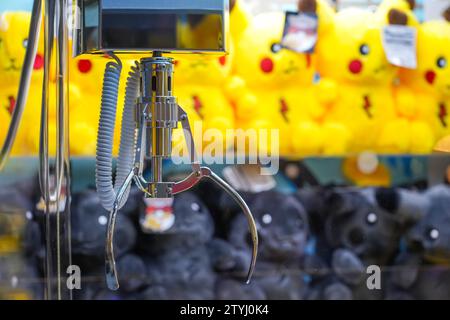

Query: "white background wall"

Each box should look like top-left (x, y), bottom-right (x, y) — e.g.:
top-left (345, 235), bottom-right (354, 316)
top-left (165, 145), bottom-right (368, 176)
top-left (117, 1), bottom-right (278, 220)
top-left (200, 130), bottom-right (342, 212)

top-left (424, 0), bottom-right (450, 20)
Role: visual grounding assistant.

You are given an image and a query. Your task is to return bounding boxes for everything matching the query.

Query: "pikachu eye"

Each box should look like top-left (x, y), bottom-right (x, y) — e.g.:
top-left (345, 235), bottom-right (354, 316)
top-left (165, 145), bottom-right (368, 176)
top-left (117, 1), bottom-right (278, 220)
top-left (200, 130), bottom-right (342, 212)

top-left (271, 43), bottom-right (282, 54)
top-left (437, 57), bottom-right (447, 69)
top-left (359, 44), bottom-right (370, 56)
top-left (23, 39), bottom-right (28, 48)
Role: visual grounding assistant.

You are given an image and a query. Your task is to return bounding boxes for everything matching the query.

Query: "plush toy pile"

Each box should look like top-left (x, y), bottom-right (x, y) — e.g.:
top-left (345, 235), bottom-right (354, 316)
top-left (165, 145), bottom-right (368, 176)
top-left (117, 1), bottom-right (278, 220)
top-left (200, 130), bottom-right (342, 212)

top-left (0, 1), bottom-right (448, 158)
top-left (7, 175), bottom-right (446, 300)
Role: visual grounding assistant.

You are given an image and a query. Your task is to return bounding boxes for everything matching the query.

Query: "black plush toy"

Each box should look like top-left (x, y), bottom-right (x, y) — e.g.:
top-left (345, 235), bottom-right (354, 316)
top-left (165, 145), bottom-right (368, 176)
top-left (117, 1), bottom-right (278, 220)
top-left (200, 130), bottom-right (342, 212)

top-left (298, 187), bottom-right (425, 300)
top-left (0, 179), bottom-right (45, 299)
top-left (214, 191), bottom-right (310, 300)
top-left (387, 185), bottom-right (450, 300)
top-left (196, 179), bottom-right (258, 239)
top-left (71, 190), bottom-right (137, 271)
top-left (74, 253), bottom-right (146, 300)
top-left (137, 192), bottom-right (217, 300)
top-left (0, 178), bottom-right (40, 213)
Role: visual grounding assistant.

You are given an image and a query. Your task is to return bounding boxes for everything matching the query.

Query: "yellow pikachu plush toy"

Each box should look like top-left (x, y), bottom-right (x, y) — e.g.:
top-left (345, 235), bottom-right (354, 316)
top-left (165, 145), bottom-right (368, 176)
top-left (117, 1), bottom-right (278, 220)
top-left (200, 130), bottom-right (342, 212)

top-left (229, 10), bottom-right (293, 156)
top-left (169, 0), bottom-right (250, 157)
top-left (173, 51), bottom-right (235, 154)
top-left (395, 7), bottom-right (450, 148)
top-left (292, 0), bottom-right (350, 156)
top-left (0, 11), bottom-right (45, 155)
top-left (375, 0), bottom-right (418, 25)
top-left (229, 0), bottom-right (252, 47)
top-left (0, 106), bottom-right (9, 148)
top-left (0, 11), bottom-right (44, 88)
top-left (69, 44), bottom-right (139, 156)
top-left (375, 3), bottom-right (434, 153)
top-left (67, 53), bottom-right (101, 156)
top-left (230, 0), bottom-right (346, 156)
top-left (317, 8), bottom-right (406, 153)
top-left (69, 52), bottom-right (108, 96)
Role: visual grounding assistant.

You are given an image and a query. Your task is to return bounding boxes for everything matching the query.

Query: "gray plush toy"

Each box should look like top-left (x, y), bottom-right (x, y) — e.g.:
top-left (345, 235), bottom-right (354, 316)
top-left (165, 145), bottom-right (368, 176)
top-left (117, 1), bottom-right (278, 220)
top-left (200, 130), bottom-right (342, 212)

top-left (387, 185), bottom-right (450, 300)
top-left (214, 191), bottom-right (310, 300)
top-left (298, 187), bottom-right (426, 300)
top-left (138, 192), bottom-right (217, 300)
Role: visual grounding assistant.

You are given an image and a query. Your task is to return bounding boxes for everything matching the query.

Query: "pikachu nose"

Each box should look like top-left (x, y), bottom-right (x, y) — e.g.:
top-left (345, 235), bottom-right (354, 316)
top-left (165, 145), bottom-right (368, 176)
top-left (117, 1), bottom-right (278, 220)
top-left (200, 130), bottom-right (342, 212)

top-left (348, 59), bottom-right (363, 74)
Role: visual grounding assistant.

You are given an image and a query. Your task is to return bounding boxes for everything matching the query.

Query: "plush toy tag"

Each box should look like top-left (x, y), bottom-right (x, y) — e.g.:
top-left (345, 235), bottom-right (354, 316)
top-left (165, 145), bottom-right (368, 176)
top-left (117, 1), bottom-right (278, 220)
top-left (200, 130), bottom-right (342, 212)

top-left (281, 12), bottom-right (318, 53)
top-left (140, 198), bottom-right (175, 233)
top-left (222, 165), bottom-right (276, 193)
top-left (382, 25), bottom-right (417, 69)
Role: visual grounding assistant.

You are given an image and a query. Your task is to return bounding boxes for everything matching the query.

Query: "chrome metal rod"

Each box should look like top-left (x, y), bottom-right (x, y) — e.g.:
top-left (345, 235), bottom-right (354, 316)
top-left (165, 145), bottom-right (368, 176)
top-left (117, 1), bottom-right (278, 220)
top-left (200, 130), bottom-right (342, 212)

top-left (42, 0), bottom-right (56, 301)
top-left (134, 103), bottom-right (147, 177)
top-left (41, 0), bottom-right (72, 300)
top-left (56, 0), bottom-right (70, 204)
top-left (55, 0), bottom-right (72, 300)
top-left (178, 105), bottom-right (201, 173)
top-left (151, 157), bottom-right (163, 182)
top-left (0, 0), bottom-right (43, 170)
top-left (106, 169), bottom-right (135, 291)
top-left (40, 0), bottom-right (55, 203)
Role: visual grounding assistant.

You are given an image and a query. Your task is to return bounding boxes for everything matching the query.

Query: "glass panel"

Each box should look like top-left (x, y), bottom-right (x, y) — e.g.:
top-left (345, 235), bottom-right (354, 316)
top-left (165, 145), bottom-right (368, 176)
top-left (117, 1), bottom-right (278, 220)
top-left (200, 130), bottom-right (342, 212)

top-left (101, 12), bottom-right (224, 51)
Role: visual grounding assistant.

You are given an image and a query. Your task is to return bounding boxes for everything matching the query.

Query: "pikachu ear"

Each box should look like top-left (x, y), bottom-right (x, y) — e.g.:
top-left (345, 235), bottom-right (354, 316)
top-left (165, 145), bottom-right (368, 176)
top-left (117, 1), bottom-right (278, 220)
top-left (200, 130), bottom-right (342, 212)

top-left (298, 0), bottom-right (317, 14)
top-left (388, 8), bottom-right (408, 26)
top-left (0, 13), bottom-right (9, 32)
top-left (230, 0), bottom-right (236, 11)
top-left (406, 0), bottom-right (416, 10)
top-left (444, 6), bottom-right (450, 22)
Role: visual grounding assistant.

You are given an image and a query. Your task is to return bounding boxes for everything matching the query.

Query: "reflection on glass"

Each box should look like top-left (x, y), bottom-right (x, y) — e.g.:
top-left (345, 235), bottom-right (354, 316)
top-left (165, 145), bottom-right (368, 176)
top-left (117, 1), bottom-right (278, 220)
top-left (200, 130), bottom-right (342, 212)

top-left (79, 0), bottom-right (227, 54)
top-left (101, 12), bottom-right (224, 51)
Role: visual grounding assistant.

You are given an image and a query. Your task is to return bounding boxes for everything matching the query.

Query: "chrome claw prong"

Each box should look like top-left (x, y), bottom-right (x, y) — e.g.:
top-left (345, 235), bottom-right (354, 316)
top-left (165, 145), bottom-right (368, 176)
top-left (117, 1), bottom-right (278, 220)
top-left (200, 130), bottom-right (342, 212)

top-left (204, 170), bottom-right (258, 284)
top-left (105, 169), bottom-right (135, 291)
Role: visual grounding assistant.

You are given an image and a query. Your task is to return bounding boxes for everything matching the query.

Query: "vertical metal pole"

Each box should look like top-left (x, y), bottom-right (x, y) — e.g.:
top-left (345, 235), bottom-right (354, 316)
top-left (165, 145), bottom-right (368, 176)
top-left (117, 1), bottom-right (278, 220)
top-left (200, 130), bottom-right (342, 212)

top-left (41, 0), bottom-right (55, 300)
top-left (142, 56), bottom-right (176, 186)
top-left (40, 0), bottom-right (72, 300)
top-left (55, 0), bottom-right (72, 300)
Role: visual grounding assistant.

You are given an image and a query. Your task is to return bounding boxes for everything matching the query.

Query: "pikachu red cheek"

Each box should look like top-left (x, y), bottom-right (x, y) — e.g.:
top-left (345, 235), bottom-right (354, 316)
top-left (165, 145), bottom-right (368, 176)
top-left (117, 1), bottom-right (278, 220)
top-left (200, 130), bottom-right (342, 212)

top-left (77, 59), bottom-right (93, 74)
top-left (348, 59), bottom-right (363, 74)
top-left (260, 57), bottom-right (274, 73)
top-left (218, 56), bottom-right (226, 66)
top-left (425, 70), bottom-right (436, 85)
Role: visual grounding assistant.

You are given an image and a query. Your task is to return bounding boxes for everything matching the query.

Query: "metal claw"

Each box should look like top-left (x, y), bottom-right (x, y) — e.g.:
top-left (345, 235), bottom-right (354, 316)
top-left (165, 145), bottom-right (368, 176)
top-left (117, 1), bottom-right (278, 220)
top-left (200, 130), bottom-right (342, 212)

top-left (204, 169), bottom-right (258, 284)
top-left (178, 105), bottom-right (201, 173)
top-left (173, 106), bottom-right (258, 284)
top-left (173, 167), bottom-right (258, 284)
top-left (105, 169), bottom-right (135, 291)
